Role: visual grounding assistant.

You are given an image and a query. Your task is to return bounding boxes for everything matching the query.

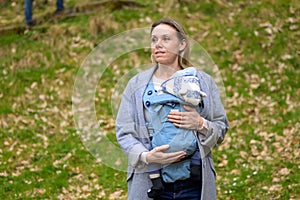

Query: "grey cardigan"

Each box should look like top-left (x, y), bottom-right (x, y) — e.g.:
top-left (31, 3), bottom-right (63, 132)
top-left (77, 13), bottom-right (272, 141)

top-left (116, 66), bottom-right (229, 200)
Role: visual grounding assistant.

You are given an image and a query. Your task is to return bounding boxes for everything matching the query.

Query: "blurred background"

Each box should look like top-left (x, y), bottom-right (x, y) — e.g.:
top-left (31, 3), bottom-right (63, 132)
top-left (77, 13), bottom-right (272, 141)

top-left (0, 0), bottom-right (299, 199)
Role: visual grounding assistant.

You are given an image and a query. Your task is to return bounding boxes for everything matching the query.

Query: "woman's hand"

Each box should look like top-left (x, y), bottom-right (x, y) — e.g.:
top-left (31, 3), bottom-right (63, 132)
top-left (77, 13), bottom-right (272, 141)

top-left (168, 105), bottom-right (203, 130)
top-left (146, 145), bottom-right (186, 164)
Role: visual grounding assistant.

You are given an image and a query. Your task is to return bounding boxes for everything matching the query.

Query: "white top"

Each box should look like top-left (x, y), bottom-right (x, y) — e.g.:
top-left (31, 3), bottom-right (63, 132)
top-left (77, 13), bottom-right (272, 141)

top-left (152, 75), bottom-right (165, 94)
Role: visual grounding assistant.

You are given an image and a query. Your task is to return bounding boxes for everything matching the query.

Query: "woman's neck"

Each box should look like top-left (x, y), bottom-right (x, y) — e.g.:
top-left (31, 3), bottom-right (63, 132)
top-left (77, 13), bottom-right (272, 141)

top-left (154, 64), bottom-right (182, 80)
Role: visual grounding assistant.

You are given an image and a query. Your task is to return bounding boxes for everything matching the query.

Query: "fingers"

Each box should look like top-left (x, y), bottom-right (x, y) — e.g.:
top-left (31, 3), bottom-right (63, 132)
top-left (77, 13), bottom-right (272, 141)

top-left (162, 151), bottom-right (186, 164)
top-left (168, 112), bottom-right (187, 128)
top-left (168, 114), bottom-right (185, 128)
top-left (150, 146), bottom-right (186, 164)
top-left (154, 145), bottom-right (185, 158)
top-left (153, 144), bottom-right (169, 152)
top-left (168, 106), bottom-right (201, 129)
top-left (168, 111), bottom-right (182, 120)
top-left (167, 151), bottom-right (186, 157)
top-left (168, 111), bottom-right (183, 123)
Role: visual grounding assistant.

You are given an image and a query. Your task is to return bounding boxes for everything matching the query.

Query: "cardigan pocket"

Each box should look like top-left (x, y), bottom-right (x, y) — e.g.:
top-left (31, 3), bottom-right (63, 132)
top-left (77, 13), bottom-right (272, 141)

top-left (126, 168), bottom-right (134, 182)
top-left (208, 157), bottom-right (216, 178)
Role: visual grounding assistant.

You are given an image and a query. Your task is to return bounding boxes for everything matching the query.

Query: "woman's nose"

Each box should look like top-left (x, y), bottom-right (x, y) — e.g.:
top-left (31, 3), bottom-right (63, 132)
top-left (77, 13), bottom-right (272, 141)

top-left (155, 39), bottom-right (162, 48)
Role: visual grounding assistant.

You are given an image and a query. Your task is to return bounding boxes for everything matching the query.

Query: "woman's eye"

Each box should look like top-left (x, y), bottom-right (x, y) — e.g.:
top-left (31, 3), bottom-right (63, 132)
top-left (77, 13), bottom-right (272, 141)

top-left (151, 38), bottom-right (157, 43)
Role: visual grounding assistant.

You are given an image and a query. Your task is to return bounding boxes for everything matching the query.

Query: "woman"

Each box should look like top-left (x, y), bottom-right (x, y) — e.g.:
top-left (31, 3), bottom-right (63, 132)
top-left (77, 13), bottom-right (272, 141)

top-left (116, 18), bottom-right (229, 200)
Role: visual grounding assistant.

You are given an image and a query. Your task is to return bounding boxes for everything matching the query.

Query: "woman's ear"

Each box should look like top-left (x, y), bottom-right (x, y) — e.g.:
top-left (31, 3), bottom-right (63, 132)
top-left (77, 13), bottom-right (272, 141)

top-left (179, 39), bottom-right (187, 52)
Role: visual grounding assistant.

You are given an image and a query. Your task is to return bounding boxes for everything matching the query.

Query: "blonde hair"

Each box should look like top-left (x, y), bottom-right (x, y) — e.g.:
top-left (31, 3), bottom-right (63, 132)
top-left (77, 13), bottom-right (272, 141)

top-left (150, 18), bottom-right (191, 68)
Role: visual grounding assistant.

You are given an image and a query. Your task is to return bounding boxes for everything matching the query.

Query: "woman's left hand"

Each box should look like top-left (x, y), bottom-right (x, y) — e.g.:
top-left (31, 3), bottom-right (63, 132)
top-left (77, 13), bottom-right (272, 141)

top-left (168, 105), bottom-right (203, 130)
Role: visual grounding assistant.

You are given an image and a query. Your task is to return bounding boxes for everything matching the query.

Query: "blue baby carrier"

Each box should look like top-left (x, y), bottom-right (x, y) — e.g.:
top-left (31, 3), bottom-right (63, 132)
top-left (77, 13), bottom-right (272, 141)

top-left (143, 67), bottom-right (205, 182)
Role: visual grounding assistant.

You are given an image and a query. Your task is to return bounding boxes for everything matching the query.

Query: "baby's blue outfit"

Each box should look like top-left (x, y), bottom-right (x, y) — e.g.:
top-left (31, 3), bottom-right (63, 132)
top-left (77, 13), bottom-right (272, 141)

top-left (143, 67), bottom-right (204, 183)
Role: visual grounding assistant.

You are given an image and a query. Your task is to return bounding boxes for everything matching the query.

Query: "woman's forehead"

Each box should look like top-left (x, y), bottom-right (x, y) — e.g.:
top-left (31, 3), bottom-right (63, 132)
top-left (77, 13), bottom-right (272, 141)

top-left (151, 24), bottom-right (177, 36)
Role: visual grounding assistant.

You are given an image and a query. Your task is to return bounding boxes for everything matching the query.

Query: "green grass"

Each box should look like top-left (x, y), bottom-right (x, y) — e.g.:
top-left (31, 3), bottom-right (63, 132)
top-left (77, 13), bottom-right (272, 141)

top-left (0, 0), bottom-right (299, 199)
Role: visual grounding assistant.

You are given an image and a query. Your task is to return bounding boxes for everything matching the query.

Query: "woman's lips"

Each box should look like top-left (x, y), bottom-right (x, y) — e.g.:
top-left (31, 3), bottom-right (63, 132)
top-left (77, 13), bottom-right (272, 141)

top-left (155, 51), bottom-right (165, 55)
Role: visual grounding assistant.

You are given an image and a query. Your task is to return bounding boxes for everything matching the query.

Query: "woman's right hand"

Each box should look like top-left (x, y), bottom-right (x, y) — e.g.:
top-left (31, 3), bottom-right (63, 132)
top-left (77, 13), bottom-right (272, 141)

top-left (146, 145), bottom-right (186, 164)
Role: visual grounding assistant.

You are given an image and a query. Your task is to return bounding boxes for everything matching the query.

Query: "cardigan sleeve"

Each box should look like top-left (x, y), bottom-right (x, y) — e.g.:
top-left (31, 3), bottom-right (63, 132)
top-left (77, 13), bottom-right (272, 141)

top-left (199, 75), bottom-right (229, 153)
top-left (116, 78), bottom-right (149, 169)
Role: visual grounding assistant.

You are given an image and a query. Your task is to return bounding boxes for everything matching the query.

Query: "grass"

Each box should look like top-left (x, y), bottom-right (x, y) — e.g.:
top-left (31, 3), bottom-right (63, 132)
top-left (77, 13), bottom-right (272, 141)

top-left (0, 0), bottom-right (299, 199)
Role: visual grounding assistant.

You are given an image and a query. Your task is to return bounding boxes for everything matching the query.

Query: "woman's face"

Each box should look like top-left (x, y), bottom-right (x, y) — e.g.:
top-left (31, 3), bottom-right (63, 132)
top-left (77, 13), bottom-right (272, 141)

top-left (151, 24), bottom-right (186, 67)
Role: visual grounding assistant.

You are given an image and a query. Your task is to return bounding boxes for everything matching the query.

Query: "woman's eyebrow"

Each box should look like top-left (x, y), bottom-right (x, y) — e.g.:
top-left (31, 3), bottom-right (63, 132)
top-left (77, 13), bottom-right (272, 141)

top-left (151, 33), bottom-right (171, 37)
